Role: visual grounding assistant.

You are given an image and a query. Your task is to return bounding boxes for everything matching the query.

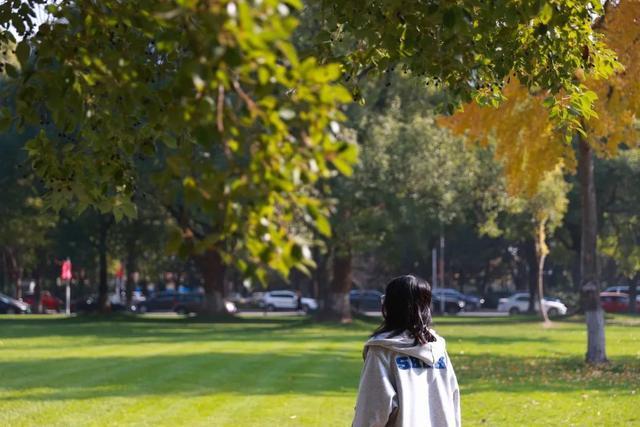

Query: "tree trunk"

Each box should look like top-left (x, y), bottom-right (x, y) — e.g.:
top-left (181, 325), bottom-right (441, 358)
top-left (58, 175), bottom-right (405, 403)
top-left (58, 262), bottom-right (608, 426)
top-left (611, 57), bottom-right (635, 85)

top-left (6, 249), bottom-right (22, 299)
top-left (195, 248), bottom-right (227, 315)
top-left (325, 247), bottom-right (353, 323)
top-left (578, 138), bottom-right (607, 364)
top-left (524, 239), bottom-right (538, 313)
top-left (535, 221), bottom-right (550, 324)
top-left (629, 275), bottom-right (638, 315)
top-left (313, 246), bottom-right (330, 302)
top-left (1, 250), bottom-right (7, 295)
top-left (33, 275), bottom-right (42, 314)
top-left (438, 233), bottom-right (445, 289)
top-left (125, 233), bottom-right (137, 308)
top-left (536, 251), bottom-right (549, 323)
top-left (97, 215), bottom-right (111, 313)
top-left (318, 247), bottom-right (333, 314)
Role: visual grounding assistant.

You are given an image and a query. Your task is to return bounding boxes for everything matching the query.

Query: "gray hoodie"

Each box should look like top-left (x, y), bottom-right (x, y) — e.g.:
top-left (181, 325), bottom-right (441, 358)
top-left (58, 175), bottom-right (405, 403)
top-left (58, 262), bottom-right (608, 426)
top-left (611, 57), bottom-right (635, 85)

top-left (352, 330), bottom-right (460, 427)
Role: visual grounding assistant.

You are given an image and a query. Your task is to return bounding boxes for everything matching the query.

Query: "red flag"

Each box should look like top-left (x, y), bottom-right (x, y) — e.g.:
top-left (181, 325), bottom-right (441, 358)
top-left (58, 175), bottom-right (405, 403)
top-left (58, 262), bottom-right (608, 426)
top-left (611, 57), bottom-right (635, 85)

top-left (116, 263), bottom-right (124, 280)
top-left (61, 259), bottom-right (72, 281)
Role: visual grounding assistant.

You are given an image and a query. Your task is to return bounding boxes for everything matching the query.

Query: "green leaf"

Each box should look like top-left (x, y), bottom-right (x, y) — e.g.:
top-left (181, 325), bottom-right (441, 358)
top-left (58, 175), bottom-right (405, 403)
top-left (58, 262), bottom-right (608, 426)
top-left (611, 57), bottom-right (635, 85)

top-left (0, 107), bottom-right (12, 130)
top-left (315, 214), bottom-right (332, 237)
top-left (331, 156), bottom-right (354, 176)
top-left (539, 3), bottom-right (554, 25)
top-left (5, 63), bottom-right (19, 78)
top-left (443, 8), bottom-right (456, 28)
top-left (16, 41), bottom-right (30, 68)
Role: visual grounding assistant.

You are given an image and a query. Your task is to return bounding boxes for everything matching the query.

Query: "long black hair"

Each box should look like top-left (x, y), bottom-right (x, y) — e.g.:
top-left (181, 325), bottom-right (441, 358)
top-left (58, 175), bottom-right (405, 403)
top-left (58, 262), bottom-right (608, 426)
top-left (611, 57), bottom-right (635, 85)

top-left (372, 275), bottom-right (436, 344)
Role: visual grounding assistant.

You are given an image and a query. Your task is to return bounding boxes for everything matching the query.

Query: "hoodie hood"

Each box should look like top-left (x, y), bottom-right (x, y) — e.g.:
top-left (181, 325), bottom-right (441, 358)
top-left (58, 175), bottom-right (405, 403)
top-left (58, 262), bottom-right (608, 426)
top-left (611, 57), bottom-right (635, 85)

top-left (364, 330), bottom-right (445, 365)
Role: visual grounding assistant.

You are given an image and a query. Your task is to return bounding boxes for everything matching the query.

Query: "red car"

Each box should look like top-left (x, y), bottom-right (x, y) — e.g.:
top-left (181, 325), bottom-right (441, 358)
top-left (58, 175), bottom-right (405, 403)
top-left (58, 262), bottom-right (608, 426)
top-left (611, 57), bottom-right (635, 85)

top-left (600, 292), bottom-right (640, 313)
top-left (22, 291), bottom-right (63, 312)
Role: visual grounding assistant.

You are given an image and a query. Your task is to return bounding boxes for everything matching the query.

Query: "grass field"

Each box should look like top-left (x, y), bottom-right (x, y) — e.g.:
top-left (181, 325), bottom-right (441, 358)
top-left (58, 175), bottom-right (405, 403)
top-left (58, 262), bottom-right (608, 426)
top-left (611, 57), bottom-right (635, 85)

top-left (0, 314), bottom-right (639, 427)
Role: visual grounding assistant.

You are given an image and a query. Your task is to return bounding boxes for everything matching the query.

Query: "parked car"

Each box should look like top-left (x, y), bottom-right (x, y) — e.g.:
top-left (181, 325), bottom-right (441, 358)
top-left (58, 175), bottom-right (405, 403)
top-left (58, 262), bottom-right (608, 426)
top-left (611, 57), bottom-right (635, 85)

top-left (349, 289), bottom-right (383, 312)
top-left (603, 285), bottom-right (640, 299)
top-left (250, 292), bottom-right (266, 307)
top-left (135, 291), bottom-right (179, 313)
top-left (134, 291), bottom-right (236, 315)
top-left (171, 293), bottom-right (203, 315)
top-left (604, 285), bottom-right (629, 294)
top-left (432, 288), bottom-right (484, 311)
top-left (72, 295), bottom-right (128, 313)
top-left (173, 293), bottom-right (237, 314)
top-left (260, 290), bottom-right (318, 312)
top-left (431, 294), bottom-right (466, 315)
top-left (497, 293), bottom-right (567, 317)
top-left (600, 292), bottom-right (640, 313)
top-left (0, 293), bottom-right (30, 314)
top-left (482, 291), bottom-right (513, 310)
top-left (22, 291), bottom-right (63, 312)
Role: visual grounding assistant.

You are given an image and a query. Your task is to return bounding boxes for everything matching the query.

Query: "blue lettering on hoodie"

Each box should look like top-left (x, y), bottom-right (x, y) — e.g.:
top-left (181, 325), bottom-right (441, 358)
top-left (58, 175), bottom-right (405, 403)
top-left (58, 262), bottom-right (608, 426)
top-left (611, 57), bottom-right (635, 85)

top-left (396, 356), bottom-right (411, 370)
top-left (396, 356), bottom-right (436, 370)
top-left (434, 356), bottom-right (446, 369)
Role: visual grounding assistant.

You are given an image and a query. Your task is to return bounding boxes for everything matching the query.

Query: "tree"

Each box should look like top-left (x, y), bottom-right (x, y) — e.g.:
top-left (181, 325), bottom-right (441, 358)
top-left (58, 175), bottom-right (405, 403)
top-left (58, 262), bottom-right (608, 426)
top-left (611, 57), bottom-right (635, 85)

top-left (0, 1), bottom-right (621, 313)
top-left (109, 207), bottom-right (171, 307)
top-left (440, 1), bottom-right (640, 363)
top-left (320, 0), bottom-right (618, 130)
top-left (1, 1), bottom-right (355, 313)
top-left (513, 169), bottom-right (569, 322)
top-left (319, 76), bottom-right (505, 321)
top-left (598, 149), bottom-right (640, 314)
top-left (0, 126), bottom-right (54, 304)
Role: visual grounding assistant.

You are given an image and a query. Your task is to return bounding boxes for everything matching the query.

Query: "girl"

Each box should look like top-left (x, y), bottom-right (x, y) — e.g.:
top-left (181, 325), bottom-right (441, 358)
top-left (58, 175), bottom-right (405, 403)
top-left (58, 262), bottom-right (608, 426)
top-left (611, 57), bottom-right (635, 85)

top-left (353, 275), bottom-right (460, 427)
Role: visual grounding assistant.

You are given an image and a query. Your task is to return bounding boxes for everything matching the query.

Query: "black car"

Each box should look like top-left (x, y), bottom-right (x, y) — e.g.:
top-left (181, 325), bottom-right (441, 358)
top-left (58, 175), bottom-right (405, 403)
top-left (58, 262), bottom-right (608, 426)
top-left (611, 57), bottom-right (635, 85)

top-left (173, 293), bottom-right (204, 315)
top-left (135, 292), bottom-right (203, 314)
top-left (72, 296), bottom-right (128, 313)
top-left (431, 294), bottom-right (466, 314)
top-left (349, 289), bottom-right (384, 312)
top-left (0, 292), bottom-right (31, 314)
top-left (135, 291), bottom-right (176, 313)
top-left (432, 288), bottom-right (484, 311)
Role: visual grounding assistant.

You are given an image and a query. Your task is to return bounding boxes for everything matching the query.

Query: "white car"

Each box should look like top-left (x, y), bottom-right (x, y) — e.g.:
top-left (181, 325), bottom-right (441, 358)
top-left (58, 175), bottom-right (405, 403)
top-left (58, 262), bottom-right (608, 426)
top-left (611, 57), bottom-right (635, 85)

top-left (261, 291), bottom-right (318, 312)
top-left (604, 285), bottom-right (629, 293)
top-left (601, 286), bottom-right (640, 302)
top-left (497, 293), bottom-right (567, 317)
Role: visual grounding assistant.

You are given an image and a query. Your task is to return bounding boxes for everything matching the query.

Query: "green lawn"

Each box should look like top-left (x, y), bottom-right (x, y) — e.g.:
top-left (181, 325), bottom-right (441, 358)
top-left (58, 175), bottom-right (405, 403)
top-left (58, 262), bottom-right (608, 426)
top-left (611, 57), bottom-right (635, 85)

top-left (0, 314), bottom-right (639, 426)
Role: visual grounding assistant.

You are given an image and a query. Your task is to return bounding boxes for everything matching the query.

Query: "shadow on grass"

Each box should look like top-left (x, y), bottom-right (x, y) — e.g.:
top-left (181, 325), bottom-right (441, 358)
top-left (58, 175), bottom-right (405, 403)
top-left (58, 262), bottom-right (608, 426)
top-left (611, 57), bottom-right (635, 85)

top-left (0, 349), bottom-right (362, 401)
top-left (0, 313), bottom-right (309, 326)
top-left (0, 315), bottom-right (368, 345)
top-left (443, 334), bottom-right (553, 345)
top-left (454, 353), bottom-right (640, 395)
top-left (1, 315), bottom-right (639, 403)
top-left (433, 315), bottom-right (545, 326)
top-left (1, 351), bottom-right (638, 402)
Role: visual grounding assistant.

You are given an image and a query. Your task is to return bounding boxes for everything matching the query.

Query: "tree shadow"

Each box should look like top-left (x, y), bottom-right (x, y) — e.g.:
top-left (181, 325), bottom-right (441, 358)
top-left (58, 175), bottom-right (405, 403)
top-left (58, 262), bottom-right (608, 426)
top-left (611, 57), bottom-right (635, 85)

top-left (2, 351), bottom-right (637, 403)
top-left (0, 350), bottom-right (362, 401)
top-left (0, 315), bottom-right (368, 346)
top-left (443, 335), bottom-right (553, 345)
top-left (2, 316), bottom-right (638, 404)
top-left (453, 353), bottom-right (640, 395)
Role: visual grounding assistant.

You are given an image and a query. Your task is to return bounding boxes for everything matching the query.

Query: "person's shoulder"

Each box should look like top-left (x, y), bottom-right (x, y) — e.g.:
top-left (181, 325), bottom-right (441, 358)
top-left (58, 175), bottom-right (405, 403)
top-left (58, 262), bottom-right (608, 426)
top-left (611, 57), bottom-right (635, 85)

top-left (429, 329), bottom-right (448, 347)
top-left (362, 338), bottom-right (393, 361)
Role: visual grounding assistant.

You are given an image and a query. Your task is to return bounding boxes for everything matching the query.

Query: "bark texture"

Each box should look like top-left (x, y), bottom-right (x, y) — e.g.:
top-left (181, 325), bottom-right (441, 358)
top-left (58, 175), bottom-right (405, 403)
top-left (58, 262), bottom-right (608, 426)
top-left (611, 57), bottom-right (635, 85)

top-left (125, 233), bottom-right (137, 307)
top-left (535, 223), bottom-right (550, 323)
top-left (97, 216), bottom-right (111, 313)
top-left (524, 239), bottom-right (538, 313)
top-left (196, 249), bottom-right (227, 315)
top-left (579, 138), bottom-right (607, 364)
top-left (321, 247), bottom-right (353, 323)
top-left (628, 277), bottom-right (637, 315)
